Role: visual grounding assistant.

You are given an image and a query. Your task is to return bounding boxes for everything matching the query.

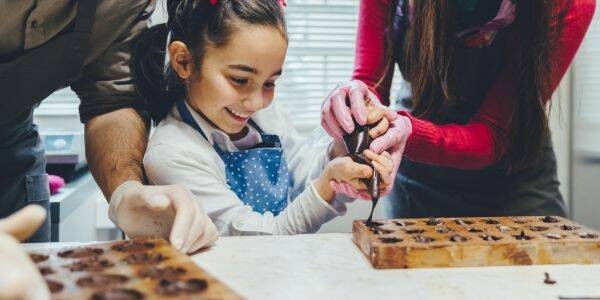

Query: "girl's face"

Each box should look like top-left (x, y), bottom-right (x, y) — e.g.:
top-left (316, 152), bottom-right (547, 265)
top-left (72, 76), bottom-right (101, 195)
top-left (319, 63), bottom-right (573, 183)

top-left (170, 25), bottom-right (287, 136)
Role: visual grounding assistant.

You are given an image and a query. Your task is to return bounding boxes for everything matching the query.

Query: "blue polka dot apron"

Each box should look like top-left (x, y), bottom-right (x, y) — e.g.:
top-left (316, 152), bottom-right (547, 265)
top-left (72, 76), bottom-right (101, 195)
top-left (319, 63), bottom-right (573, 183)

top-left (176, 99), bottom-right (291, 216)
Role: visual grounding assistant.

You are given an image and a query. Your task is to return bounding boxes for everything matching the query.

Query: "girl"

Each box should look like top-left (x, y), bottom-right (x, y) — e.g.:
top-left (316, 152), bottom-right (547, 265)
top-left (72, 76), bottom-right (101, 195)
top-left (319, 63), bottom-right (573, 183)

top-left (322, 0), bottom-right (595, 217)
top-left (132, 0), bottom-right (394, 237)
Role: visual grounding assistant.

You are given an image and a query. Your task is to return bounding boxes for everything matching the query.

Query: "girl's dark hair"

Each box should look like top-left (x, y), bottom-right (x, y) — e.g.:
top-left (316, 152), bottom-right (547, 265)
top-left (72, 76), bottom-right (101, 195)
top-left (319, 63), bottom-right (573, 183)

top-left (132, 0), bottom-right (287, 124)
top-left (382, 1), bottom-right (570, 170)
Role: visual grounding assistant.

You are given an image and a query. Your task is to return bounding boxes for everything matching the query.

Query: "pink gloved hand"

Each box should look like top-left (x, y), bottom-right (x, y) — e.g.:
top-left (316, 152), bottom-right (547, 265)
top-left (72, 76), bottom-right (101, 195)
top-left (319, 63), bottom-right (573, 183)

top-left (321, 80), bottom-right (398, 140)
top-left (330, 116), bottom-right (412, 200)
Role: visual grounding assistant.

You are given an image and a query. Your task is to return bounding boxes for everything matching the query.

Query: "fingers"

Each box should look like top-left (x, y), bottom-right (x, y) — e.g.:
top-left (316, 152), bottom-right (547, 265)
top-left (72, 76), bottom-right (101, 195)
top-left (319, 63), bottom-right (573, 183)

top-left (370, 132), bottom-right (396, 153)
top-left (144, 194), bottom-right (171, 211)
top-left (180, 208), bottom-right (205, 253)
top-left (329, 89), bottom-right (355, 134)
top-left (372, 161), bottom-right (392, 186)
top-left (369, 117), bottom-right (389, 139)
top-left (323, 107), bottom-right (347, 139)
top-left (166, 187), bottom-right (195, 250)
top-left (348, 85), bottom-right (369, 126)
top-left (187, 221), bottom-right (219, 253)
top-left (364, 150), bottom-right (393, 170)
top-left (366, 106), bottom-right (385, 125)
top-left (0, 205), bottom-right (47, 242)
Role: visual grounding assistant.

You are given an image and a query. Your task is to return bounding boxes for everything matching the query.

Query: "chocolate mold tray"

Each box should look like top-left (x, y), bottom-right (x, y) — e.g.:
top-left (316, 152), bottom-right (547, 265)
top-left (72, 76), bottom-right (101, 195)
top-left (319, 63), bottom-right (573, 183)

top-left (28, 237), bottom-right (242, 299)
top-left (353, 216), bottom-right (600, 269)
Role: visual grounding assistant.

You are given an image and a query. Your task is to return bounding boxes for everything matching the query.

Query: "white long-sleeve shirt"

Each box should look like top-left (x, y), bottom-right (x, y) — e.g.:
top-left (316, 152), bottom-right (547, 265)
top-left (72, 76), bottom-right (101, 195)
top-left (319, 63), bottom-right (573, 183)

top-left (143, 101), bottom-right (352, 236)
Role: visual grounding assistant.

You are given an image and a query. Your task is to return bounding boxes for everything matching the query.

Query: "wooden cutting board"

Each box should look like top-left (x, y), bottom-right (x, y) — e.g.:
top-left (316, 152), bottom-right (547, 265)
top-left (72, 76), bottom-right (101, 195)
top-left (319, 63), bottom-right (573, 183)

top-left (28, 237), bottom-right (242, 299)
top-left (353, 216), bottom-right (600, 269)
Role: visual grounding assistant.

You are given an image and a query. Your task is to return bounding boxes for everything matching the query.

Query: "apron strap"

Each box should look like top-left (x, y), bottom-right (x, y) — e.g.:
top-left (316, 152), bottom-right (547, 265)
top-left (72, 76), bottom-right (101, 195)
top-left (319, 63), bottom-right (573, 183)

top-left (175, 99), bottom-right (226, 155)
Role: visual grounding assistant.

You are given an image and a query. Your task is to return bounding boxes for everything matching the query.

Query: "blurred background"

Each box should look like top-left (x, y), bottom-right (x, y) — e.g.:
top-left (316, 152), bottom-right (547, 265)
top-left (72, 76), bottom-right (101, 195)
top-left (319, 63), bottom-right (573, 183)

top-left (34, 0), bottom-right (600, 241)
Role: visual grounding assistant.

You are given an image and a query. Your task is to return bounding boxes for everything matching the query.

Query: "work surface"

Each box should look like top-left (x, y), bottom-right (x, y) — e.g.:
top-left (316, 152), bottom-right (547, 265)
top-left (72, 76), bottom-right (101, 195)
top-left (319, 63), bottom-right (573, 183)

top-left (26, 233), bottom-right (600, 300)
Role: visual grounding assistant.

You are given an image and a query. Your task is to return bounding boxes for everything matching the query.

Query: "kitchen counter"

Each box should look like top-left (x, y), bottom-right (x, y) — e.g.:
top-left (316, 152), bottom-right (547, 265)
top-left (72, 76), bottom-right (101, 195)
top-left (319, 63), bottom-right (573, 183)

top-left (25, 233), bottom-right (600, 300)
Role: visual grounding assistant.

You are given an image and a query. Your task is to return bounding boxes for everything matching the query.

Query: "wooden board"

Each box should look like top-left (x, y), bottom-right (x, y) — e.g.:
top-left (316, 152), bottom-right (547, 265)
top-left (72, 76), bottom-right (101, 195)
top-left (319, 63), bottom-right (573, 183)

top-left (353, 216), bottom-right (600, 269)
top-left (28, 237), bottom-right (242, 299)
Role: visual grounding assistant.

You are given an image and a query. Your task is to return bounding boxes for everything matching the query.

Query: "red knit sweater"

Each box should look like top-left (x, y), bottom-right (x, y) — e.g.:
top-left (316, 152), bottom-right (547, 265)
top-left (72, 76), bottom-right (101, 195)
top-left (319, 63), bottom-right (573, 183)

top-left (352, 0), bottom-right (596, 169)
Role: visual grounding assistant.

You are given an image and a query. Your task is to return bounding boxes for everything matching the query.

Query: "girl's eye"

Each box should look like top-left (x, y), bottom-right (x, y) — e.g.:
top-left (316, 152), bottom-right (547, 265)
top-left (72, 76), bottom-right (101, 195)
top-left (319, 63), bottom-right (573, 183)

top-left (264, 81), bottom-right (276, 89)
top-left (230, 77), bottom-right (248, 85)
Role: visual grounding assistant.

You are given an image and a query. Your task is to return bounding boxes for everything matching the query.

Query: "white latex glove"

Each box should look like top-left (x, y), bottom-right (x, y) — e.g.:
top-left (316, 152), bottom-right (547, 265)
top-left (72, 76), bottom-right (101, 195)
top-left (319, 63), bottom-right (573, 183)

top-left (109, 181), bottom-right (219, 254)
top-left (0, 205), bottom-right (50, 300)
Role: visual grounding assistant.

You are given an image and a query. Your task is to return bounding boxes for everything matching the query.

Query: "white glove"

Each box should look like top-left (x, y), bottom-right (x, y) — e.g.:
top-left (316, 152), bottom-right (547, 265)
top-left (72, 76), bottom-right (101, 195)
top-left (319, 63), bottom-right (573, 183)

top-left (0, 205), bottom-right (50, 300)
top-left (109, 181), bottom-right (219, 253)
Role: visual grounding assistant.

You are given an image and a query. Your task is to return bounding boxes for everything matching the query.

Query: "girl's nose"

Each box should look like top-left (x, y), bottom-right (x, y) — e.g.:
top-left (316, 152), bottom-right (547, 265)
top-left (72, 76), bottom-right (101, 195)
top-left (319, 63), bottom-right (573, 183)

top-left (244, 90), bottom-right (267, 111)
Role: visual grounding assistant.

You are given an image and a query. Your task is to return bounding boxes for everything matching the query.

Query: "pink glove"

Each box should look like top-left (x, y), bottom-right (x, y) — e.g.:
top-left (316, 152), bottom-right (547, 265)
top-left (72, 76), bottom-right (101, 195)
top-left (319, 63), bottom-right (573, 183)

top-left (330, 116), bottom-right (412, 200)
top-left (321, 80), bottom-right (398, 140)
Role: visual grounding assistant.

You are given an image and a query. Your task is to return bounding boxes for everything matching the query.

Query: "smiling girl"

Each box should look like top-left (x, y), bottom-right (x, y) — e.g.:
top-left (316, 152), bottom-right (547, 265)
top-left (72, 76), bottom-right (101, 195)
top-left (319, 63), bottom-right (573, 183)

top-left (132, 0), bottom-right (394, 236)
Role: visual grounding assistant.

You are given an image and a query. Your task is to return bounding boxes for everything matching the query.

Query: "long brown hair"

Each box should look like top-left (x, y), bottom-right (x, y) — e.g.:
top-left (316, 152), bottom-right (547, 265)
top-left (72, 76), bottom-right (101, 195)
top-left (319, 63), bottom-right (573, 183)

top-left (386, 0), bottom-right (569, 170)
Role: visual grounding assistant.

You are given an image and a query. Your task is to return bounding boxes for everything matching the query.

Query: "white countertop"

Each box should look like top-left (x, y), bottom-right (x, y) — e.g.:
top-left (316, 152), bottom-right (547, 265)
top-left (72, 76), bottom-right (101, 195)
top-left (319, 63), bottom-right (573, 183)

top-left (25, 233), bottom-right (600, 300)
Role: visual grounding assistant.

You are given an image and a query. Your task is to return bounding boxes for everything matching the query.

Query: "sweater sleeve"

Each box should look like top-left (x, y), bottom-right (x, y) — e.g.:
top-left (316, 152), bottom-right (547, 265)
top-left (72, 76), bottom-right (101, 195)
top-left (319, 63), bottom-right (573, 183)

top-left (401, 0), bottom-right (596, 169)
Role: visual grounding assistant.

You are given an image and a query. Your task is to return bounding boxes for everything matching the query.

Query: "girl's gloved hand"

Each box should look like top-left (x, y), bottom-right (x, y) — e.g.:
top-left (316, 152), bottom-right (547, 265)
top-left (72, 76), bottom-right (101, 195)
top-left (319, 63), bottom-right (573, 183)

top-left (0, 205), bottom-right (50, 300)
top-left (109, 181), bottom-right (219, 254)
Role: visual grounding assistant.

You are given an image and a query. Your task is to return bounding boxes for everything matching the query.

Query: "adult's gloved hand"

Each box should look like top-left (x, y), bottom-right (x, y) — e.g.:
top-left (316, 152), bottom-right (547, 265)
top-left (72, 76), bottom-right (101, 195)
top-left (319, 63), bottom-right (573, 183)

top-left (0, 205), bottom-right (51, 300)
top-left (109, 181), bottom-right (219, 254)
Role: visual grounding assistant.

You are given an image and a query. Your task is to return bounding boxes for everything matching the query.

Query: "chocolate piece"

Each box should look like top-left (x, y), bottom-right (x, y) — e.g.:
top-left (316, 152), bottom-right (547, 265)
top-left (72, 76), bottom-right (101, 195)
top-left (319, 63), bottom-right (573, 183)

top-left (379, 237), bottom-right (403, 244)
top-left (480, 234), bottom-right (502, 241)
top-left (155, 278), bottom-right (208, 296)
top-left (67, 257), bottom-right (114, 272)
top-left (413, 235), bottom-right (435, 243)
top-left (560, 224), bottom-right (580, 231)
top-left (468, 228), bottom-right (483, 233)
top-left (363, 221), bottom-right (384, 227)
top-left (545, 233), bottom-right (563, 240)
top-left (513, 230), bottom-right (533, 240)
top-left (91, 288), bottom-right (145, 300)
top-left (544, 272), bottom-right (556, 285)
top-left (111, 240), bottom-right (155, 252)
top-left (138, 266), bottom-right (187, 280)
top-left (497, 226), bottom-right (516, 233)
top-left (541, 216), bottom-right (560, 223)
top-left (435, 227), bottom-right (452, 234)
top-left (530, 226), bottom-right (549, 232)
top-left (579, 233), bottom-right (599, 239)
top-left (512, 219), bottom-right (528, 224)
top-left (483, 219), bottom-right (500, 224)
top-left (45, 279), bottom-right (63, 293)
top-left (404, 228), bottom-right (425, 234)
top-left (58, 247), bottom-right (103, 258)
top-left (29, 253), bottom-right (49, 263)
top-left (369, 227), bottom-right (393, 235)
top-left (454, 219), bottom-right (473, 225)
top-left (449, 234), bottom-right (468, 242)
top-left (393, 221), bottom-right (415, 227)
top-left (425, 217), bottom-right (442, 226)
top-left (76, 274), bottom-right (129, 288)
top-left (123, 252), bottom-right (167, 265)
top-left (39, 266), bottom-right (54, 275)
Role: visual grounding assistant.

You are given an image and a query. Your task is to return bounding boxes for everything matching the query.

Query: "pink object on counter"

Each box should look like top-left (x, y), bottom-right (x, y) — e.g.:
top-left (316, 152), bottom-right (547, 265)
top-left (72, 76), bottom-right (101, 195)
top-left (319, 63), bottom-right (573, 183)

top-left (48, 175), bottom-right (65, 195)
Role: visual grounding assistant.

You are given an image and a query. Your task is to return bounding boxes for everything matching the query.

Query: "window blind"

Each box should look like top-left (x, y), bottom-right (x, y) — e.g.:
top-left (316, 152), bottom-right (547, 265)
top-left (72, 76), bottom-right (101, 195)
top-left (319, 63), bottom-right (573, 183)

top-left (573, 8), bottom-right (600, 124)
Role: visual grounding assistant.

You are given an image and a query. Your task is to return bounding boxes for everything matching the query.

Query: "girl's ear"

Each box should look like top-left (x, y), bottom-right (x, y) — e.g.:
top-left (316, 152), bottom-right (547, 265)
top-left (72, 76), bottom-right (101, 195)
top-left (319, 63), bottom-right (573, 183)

top-left (169, 41), bottom-right (194, 79)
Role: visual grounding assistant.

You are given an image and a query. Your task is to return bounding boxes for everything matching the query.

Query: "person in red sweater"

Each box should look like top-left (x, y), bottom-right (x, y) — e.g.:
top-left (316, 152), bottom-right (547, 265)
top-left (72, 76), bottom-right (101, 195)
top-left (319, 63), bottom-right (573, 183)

top-left (321, 0), bottom-right (596, 217)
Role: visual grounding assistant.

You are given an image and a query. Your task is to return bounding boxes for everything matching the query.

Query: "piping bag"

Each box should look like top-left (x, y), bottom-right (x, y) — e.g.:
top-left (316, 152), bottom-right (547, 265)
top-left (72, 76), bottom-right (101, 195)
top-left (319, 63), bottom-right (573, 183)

top-left (342, 118), bottom-right (381, 233)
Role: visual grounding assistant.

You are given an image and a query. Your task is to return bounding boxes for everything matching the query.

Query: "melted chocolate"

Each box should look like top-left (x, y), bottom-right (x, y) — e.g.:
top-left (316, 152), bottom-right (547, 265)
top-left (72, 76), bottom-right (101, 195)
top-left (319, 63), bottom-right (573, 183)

top-left (544, 272), bottom-right (556, 285)
top-left (425, 217), bottom-right (442, 226)
top-left (76, 274), bottom-right (129, 288)
top-left (45, 279), bottom-right (64, 293)
top-left (404, 228), bottom-right (425, 234)
top-left (138, 266), bottom-right (187, 280)
top-left (91, 288), bottom-right (145, 300)
top-left (512, 219), bottom-right (528, 224)
top-left (541, 216), bottom-right (560, 223)
top-left (393, 221), bottom-right (415, 227)
top-left (513, 230), bottom-right (533, 240)
top-left (579, 233), bottom-right (599, 239)
top-left (155, 278), bottom-right (208, 296)
top-left (413, 235), bottom-right (435, 243)
top-left (560, 224), bottom-right (580, 231)
top-left (530, 226), bottom-right (549, 232)
top-left (111, 240), bottom-right (155, 252)
top-left (123, 252), bottom-right (167, 265)
top-left (58, 247), bottom-right (104, 258)
top-left (67, 257), bottom-right (114, 272)
top-left (479, 234), bottom-right (502, 241)
top-left (363, 221), bottom-right (384, 227)
top-left (449, 234), bottom-right (468, 242)
top-left (483, 219), bottom-right (500, 225)
top-left (454, 219), bottom-right (473, 225)
top-left (379, 237), bottom-right (403, 244)
top-left (468, 228), bottom-right (483, 233)
top-left (39, 267), bottom-right (54, 275)
top-left (435, 227), bottom-right (452, 233)
top-left (29, 253), bottom-right (49, 263)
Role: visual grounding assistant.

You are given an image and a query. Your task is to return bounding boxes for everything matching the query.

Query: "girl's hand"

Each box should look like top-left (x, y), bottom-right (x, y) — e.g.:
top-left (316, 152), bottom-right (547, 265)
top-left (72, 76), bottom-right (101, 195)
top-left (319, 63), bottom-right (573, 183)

top-left (329, 150), bottom-right (395, 200)
top-left (314, 157), bottom-right (373, 202)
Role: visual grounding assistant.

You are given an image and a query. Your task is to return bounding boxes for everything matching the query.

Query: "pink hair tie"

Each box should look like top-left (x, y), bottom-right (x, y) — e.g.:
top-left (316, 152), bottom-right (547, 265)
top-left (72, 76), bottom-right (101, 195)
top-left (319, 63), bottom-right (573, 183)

top-left (277, 0), bottom-right (287, 8)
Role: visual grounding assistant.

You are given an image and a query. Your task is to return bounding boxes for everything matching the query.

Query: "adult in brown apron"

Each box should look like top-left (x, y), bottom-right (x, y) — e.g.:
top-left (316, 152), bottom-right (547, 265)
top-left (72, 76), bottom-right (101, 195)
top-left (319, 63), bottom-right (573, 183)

top-left (0, 1), bottom-right (96, 242)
